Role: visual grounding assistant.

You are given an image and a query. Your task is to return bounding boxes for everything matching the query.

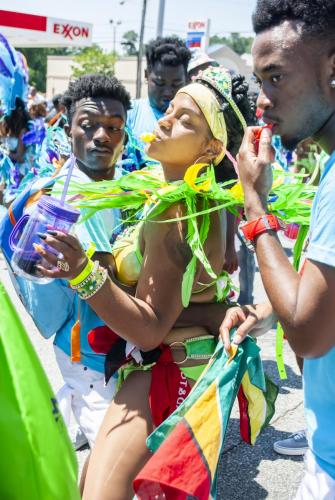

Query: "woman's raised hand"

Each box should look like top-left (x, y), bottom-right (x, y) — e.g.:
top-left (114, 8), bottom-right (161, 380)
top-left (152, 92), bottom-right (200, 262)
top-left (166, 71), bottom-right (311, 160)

top-left (219, 303), bottom-right (274, 351)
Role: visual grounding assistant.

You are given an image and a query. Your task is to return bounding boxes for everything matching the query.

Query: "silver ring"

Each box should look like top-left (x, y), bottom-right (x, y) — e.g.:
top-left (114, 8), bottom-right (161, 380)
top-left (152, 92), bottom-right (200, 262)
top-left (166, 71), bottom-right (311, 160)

top-left (57, 260), bottom-right (70, 272)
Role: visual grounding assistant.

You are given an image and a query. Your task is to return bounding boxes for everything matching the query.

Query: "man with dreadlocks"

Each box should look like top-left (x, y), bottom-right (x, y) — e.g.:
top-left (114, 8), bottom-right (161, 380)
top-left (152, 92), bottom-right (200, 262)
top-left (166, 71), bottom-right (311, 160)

top-left (221, 0), bottom-right (335, 497)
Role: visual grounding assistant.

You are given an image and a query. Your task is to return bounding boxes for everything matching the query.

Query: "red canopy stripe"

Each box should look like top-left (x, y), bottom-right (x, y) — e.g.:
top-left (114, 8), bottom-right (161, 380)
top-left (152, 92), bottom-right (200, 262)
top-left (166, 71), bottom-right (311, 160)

top-left (0, 10), bottom-right (47, 32)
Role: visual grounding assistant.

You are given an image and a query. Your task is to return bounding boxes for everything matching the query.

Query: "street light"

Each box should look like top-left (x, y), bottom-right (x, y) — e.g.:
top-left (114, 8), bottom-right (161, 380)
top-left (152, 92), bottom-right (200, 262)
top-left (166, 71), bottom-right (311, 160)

top-left (109, 19), bottom-right (122, 56)
top-left (156, 0), bottom-right (166, 37)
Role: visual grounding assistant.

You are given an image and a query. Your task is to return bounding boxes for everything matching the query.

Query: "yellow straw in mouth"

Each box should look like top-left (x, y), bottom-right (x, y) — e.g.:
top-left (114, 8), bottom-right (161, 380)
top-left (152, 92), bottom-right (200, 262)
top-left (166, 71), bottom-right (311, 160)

top-left (140, 132), bottom-right (157, 143)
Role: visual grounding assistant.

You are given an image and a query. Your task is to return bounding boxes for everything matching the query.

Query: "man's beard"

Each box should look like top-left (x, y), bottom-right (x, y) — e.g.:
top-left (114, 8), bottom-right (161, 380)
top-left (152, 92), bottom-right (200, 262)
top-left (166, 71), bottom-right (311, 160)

top-left (280, 118), bottom-right (319, 151)
top-left (280, 135), bottom-right (301, 151)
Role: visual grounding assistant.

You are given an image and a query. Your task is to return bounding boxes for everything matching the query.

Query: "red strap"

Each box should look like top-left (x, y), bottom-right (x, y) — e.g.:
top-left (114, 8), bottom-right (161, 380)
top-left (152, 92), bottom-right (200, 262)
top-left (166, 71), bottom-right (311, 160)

top-left (241, 214), bottom-right (285, 241)
top-left (149, 345), bottom-right (191, 427)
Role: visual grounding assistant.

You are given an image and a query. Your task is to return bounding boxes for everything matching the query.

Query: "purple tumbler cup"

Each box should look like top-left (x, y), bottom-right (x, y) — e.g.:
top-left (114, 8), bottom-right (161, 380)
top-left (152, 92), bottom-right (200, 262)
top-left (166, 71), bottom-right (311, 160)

top-left (10, 195), bottom-right (80, 283)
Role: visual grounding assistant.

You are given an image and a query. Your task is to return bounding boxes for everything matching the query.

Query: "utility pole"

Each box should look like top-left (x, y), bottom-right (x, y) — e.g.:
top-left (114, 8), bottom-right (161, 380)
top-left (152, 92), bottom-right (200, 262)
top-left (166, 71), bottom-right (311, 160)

top-left (136, 0), bottom-right (147, 98)
top-left (156, 0), bottom-right (166, 38)
top-left (110, 19), bottom-right (122, 56)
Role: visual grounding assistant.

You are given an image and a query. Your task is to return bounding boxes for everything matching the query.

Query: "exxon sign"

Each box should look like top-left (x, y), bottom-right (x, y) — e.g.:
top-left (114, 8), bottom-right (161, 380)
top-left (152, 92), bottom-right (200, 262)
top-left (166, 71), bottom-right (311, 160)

top-left (0, 10), bottom-right (92, 47)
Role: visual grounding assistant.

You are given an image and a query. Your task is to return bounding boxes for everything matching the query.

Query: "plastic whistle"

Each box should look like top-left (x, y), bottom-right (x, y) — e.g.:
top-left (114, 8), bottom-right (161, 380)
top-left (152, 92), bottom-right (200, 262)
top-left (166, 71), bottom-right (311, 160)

top-left (140, 132), bottom-right (157, 143)
top-left (254, 124), bottom-right (273, 154)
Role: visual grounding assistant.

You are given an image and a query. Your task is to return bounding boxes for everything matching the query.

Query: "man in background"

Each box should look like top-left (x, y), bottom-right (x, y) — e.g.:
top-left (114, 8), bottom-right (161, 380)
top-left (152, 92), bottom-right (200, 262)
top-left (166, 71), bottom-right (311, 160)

top-left (124, 36), bottom-right (191, 171)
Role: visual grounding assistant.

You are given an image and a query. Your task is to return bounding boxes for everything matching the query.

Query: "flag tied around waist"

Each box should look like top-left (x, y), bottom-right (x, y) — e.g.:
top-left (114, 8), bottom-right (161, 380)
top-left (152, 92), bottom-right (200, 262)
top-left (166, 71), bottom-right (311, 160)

top-left (134, 336), bottom-right (278, 500)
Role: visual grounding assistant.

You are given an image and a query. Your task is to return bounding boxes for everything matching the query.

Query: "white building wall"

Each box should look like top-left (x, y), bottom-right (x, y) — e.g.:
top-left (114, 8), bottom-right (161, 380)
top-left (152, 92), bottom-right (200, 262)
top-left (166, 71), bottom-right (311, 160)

top-left (46, 55), bottom-right (147, 99)
top-left (208, 45), bottom-right (258, 92)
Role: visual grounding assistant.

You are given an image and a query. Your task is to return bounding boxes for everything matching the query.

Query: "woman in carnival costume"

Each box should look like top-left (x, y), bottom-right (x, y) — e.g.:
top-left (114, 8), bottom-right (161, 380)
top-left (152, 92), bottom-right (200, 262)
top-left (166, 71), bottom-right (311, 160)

top-left (35, 65), bottom-right (314, 498)
top-left (34, 65), bottom-right (269, 497)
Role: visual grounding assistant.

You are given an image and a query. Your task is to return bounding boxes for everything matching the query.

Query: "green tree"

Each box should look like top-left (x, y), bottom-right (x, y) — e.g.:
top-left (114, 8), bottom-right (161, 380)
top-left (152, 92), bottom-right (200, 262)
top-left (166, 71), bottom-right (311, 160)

top-left (16, 47), bottom-right (70, 92)
top-left (72, 44), bottom-right (117, 77)
top-left (121, 30), bottom-right (138, 56)
top-left (208, 34), bottom-right (225, 46)
top-left (209, 33), bottom-right (254, 55)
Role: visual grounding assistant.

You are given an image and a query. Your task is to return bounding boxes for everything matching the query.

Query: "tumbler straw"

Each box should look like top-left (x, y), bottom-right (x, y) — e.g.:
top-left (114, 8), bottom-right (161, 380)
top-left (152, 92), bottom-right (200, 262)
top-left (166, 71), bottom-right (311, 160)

top-left (60, 154), bottom-right (76, 206)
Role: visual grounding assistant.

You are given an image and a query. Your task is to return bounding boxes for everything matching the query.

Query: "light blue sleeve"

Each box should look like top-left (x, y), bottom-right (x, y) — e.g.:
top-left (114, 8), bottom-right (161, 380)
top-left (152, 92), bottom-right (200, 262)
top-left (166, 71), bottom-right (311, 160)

top-left (307, 174), bottom-right (335, 267)
top-left (75, 208), bottom-right (112, 253)
top-left (126, 99), bottom-right (137, 131)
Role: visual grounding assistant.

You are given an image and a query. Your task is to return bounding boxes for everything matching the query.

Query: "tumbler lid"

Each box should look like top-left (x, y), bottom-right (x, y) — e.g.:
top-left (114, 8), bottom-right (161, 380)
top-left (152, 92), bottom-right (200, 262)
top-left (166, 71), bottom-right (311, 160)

top-left (37, 195), bottom-right (80, 223)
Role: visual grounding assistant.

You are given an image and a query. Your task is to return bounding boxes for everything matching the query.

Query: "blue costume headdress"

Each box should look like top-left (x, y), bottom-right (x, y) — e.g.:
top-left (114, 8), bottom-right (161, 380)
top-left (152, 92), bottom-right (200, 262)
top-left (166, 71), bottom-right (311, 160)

top-left (0, 32), bottom-right (28, 117)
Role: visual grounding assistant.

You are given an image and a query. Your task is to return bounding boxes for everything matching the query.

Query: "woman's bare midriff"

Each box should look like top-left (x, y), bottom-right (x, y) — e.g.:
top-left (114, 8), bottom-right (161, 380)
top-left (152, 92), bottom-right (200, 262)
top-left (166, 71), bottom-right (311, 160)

top-left (139, 205), bottom-right (224, 368)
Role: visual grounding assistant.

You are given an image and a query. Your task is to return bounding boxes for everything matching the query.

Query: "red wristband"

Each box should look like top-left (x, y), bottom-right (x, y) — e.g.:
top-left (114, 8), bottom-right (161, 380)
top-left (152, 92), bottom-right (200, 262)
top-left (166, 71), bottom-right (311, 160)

top-left (241, 214), bottom-right (286, 241)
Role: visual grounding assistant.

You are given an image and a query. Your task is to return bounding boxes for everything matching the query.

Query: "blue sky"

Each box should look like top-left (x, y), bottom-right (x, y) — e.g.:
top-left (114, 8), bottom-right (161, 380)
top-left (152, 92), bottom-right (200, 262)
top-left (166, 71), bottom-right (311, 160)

top-left (0, 0), bottom-right (257, 52)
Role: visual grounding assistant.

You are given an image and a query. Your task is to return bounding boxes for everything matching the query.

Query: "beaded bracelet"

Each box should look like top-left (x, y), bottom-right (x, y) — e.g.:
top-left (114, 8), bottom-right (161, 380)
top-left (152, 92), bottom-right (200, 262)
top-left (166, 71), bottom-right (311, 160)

top-left (76, 265), bottom-right (108, 300)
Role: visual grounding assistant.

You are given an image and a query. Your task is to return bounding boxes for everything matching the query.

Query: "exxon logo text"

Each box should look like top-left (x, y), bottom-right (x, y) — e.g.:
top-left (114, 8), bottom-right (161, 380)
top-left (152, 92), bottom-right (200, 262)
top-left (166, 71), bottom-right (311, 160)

top-left (53, 23), bottom-right (90, 40)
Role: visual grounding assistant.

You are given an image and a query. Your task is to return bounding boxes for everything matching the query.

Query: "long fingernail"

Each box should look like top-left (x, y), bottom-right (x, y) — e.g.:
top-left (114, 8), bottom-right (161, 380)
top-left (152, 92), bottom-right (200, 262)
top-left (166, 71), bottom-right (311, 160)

top-left (47, 230), bottom-right (58, 236)
top-left (33, 243), bottom-right (44, 252)
top-left (37, 232), bottom-right (47, 240)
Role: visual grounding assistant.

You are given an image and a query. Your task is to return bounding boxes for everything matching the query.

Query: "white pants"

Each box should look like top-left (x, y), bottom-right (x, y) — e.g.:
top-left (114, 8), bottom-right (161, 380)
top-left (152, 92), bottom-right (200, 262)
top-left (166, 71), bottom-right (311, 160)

top-left (295, 451), bottom-right (335, 500)
top-left (54, 345), bottom-right (117, 448)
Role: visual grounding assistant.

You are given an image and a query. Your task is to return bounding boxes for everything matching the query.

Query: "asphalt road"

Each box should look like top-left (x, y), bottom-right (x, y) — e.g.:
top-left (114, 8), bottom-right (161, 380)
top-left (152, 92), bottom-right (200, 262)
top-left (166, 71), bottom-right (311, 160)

top-left (0, 240), bottom-right (305, 499)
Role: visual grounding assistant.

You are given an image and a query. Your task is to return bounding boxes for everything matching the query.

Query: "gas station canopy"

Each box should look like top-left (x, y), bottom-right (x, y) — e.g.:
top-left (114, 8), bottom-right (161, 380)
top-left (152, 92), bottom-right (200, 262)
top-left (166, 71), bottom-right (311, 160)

top-left (0, 9), bottom-right (93, 47)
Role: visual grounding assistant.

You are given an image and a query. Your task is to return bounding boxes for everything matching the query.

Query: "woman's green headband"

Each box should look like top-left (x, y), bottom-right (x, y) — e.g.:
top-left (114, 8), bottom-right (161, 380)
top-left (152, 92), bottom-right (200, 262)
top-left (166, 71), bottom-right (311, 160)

top-left (177, 66), bottom-right (247, 165)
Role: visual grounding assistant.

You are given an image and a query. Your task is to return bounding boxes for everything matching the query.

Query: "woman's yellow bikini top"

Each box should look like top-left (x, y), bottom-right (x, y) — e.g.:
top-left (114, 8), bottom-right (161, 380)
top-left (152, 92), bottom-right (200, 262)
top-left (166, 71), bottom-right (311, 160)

top-left (112, 221), bottom-right (220, 296)
top-left (112, 223), bottom-right (143, 286)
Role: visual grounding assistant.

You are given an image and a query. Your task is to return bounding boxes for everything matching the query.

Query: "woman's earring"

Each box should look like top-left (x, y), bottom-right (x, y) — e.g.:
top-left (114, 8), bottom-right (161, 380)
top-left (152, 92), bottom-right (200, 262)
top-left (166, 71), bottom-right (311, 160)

top-left (330, 80), bottom-right (335, 88)
top-left (194, 154), bottom-right (209, 165)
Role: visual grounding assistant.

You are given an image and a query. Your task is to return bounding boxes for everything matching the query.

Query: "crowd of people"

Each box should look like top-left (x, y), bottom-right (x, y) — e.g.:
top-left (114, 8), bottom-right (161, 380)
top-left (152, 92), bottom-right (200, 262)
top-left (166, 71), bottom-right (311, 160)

top-left (0, 85), bottom-right (68, 206)
top-left (0, 0), bottom-right (335, 498)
